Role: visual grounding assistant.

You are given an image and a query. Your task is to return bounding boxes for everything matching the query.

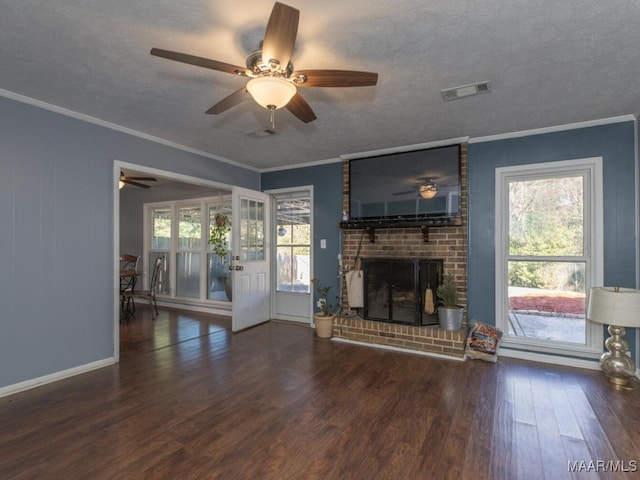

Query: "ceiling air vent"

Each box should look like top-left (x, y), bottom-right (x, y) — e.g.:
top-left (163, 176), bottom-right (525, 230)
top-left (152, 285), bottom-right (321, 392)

top-left (441, 81), bottom-right (492, 101)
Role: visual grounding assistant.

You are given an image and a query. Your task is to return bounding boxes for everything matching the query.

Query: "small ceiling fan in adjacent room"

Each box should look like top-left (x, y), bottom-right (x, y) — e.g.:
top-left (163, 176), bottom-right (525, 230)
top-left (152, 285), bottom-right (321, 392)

top-left (119, 172), bottom-right (157, 189)
top-left (150, 2), bottom-right (378, 128)
top-left (393, 178), bottom-right (440, 199)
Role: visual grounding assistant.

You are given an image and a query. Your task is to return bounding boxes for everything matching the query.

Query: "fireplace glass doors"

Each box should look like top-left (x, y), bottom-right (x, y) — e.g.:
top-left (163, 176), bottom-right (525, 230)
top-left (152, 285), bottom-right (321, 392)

top-left (363, 258), bottom-right (443, 326)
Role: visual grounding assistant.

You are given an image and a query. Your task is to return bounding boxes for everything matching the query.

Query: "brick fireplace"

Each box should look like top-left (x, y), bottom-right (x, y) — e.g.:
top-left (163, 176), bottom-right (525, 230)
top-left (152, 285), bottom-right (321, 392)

top-left (334, 144), bottom-right (468, 358)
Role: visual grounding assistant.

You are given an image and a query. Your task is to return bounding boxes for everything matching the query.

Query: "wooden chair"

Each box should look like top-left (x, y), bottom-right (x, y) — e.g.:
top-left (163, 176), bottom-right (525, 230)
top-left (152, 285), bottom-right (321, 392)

top-left (119, 254), bottom-right (139, 315)
top-left (123, 256), bottom-right (164, 319)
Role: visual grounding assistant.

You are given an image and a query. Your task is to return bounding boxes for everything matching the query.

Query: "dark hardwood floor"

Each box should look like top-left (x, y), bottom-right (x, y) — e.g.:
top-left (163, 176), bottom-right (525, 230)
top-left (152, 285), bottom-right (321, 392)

top-left (1, 306), bottom-right (639, 479)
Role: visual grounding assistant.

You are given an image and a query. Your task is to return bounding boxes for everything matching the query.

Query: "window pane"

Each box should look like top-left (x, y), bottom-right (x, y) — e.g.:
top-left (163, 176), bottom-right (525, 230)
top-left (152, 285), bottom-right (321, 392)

top-left (152, 208), bottom-right (171, 250)
top-left (149, 253), bottom-right (169, 295)
top-left (508, 260), bottom-right (586, 344)
top-left (294, 224), bottom-right (310, 244)
top-left (509, 176), bottom-right (583, 256)
top-left (207, 253), bottom-right (231, 302)
top-left (178, 207), bottom-right (201, 250)
top-left (176, 252), bottom-right (200, 298)
top-left (208, 205), bottom-right (231, 263)
top-left (277, 225), bottom-right (292, 245)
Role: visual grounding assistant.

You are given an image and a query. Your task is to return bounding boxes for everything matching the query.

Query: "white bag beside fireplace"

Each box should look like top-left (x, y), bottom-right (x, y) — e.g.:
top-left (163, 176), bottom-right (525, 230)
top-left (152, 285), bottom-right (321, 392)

top-left (346, 258), bottom-right (364, 308)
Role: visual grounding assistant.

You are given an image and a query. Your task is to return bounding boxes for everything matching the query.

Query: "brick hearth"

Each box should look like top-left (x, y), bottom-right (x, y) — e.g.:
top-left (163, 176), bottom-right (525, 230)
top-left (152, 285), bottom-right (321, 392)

top-left (333, 315), bottom-right (466, 358)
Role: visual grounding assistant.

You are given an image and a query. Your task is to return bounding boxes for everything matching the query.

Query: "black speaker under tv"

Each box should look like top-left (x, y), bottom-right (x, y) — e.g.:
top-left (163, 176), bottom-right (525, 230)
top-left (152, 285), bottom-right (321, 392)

top-left (345, 144), bottom-right (461, 227)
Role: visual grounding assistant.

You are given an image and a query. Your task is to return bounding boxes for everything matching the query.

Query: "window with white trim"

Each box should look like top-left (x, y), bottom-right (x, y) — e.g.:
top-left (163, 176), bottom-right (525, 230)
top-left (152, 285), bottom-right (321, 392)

top-left (495, 158), bottom-right (603, 358)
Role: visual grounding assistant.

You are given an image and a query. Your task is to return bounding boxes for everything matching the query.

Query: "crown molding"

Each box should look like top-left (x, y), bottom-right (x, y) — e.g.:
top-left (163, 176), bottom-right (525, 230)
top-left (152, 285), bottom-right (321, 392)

top-left (469, 115), bottom-right (636, 144)
top-left (0, 88), bottom-right (259, 172)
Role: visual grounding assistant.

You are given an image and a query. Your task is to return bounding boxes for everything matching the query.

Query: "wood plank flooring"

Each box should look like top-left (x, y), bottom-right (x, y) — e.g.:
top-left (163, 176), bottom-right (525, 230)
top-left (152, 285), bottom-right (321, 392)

top-left (1, 306), bottom-right (639, 479)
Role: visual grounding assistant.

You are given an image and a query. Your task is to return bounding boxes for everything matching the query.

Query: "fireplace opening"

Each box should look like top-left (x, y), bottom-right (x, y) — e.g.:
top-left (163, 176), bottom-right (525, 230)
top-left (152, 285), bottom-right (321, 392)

top-left (363, 258), bottom-right (443, 326)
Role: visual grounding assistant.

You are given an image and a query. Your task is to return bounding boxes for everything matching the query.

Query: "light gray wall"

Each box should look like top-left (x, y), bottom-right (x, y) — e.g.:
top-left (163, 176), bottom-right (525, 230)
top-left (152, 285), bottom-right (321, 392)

top-left (0, 96), bottom-right (258, 389)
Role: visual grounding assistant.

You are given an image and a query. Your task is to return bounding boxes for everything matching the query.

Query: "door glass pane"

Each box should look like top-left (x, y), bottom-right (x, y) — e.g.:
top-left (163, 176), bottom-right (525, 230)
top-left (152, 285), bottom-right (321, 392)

top-left (176, 252), bottom-right (200, 298)
top-left (277, 246), bottom-right (293, 291)
top-left (275, 197), bottom-right (311, 293)
top-left (240, 198), bottom-right (265, 262)
top-left (509, 176), bottom-right (584, 256)
top-left (178, 206), bottom-right (201, 250)
top-left (152, 208), bottom-right (171, 250)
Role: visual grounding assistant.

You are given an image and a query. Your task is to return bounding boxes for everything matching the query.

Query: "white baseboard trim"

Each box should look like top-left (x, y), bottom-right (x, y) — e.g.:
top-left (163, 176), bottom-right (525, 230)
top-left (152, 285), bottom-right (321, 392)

top-left (499, 348), bottom-right (601, 371)
top-left (332, 337), bottom-right (466, 362)
top-left (134, 299), bottom-right (232, 317)
top-left (0, 357), bottom-right (116, 398)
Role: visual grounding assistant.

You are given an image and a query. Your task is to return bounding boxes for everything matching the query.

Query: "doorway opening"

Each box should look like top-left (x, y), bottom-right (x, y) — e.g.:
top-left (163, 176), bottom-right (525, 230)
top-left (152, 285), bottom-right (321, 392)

top-left (270, 188), bottom-right (313, 324)
top-left (114, 161), bottom-right (235, 359)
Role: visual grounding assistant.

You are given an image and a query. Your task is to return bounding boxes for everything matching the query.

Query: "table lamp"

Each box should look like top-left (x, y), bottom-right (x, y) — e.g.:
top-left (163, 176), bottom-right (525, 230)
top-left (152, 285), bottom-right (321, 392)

top-left (586, 286), bottom-right (640, 387)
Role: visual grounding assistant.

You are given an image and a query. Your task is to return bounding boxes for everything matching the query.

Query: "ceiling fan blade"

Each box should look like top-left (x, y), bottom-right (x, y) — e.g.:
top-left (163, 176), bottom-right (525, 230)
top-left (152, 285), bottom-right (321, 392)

top-left (285, 93), bottom-right (317, 123)
top-left (392, 190), bottom-right (417, 196)
top-left (206, 88), bottom-right (249, 114)
top-left (262, 2), bottom-right (299, 69)
top-left (292, 69), bottom-right (378, 87)
top-left (122, 179), bottom-right (151, 189)
top-left (150, 48), bottom-right (251, 76)
top-left (125, 176), bottom-right (157, 182)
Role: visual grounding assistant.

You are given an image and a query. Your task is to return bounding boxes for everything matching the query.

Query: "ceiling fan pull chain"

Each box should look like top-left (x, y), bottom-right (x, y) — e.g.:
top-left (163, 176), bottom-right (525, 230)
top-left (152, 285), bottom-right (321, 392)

top-left (270, 106), bottom-right (276, 131)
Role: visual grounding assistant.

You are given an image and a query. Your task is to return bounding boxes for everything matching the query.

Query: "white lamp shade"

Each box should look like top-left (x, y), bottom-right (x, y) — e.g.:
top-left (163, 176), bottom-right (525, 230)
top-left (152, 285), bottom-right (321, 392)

top-left (587, 286), bottom-right (640, 327)
top-left (246, 77), bottom-right (297, 110)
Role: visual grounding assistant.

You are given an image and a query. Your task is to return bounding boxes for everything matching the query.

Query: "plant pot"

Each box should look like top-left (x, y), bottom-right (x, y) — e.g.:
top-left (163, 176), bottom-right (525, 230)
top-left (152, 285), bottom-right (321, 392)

top-left (438, 306), bottom-right (464, 331)
top-left (314, 313), bottom-right (335, 338)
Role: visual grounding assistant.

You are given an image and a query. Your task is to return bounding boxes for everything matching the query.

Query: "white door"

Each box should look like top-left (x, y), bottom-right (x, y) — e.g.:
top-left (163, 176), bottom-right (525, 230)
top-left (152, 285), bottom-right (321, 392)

top-left (272, 190), bottom-right (312, 324)
top-left (231, 186), bottom-right (270, 332)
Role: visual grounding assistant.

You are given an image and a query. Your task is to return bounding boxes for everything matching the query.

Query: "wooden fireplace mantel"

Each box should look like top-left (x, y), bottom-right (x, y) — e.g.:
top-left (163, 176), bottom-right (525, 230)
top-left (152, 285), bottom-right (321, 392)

top-left (339, 216), bottom-right (462, 243)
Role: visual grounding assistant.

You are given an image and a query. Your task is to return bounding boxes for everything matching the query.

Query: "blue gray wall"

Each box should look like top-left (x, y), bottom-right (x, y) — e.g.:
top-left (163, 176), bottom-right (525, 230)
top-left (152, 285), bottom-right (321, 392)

top-left (467, 120), bottom-right (637, 356)
top-left (0, 96), bottom-right (258, 389)
top-left (262, 162), bottom-right (344, 311)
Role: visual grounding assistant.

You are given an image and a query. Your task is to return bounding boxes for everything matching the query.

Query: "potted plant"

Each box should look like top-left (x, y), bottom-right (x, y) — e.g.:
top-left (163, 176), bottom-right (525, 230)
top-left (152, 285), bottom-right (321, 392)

top-left (436, 273), bottom-right (464, 331)
top-left (209, 213), bottom-right (232, 300)
top-left (311, 278), bottom-right (336, 338)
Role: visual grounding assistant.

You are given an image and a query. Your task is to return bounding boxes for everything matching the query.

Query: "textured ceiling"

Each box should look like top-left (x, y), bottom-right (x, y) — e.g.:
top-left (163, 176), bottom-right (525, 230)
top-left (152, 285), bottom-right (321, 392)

top-left (1, 1), bottom-right (639, 170)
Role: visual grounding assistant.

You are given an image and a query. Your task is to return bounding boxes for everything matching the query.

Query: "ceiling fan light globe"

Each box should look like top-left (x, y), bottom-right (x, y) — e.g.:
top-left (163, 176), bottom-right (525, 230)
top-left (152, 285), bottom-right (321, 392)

top-left (247, 76), bottom-right (296, 110)
top-left (419, 185), bottom-right (437, 199)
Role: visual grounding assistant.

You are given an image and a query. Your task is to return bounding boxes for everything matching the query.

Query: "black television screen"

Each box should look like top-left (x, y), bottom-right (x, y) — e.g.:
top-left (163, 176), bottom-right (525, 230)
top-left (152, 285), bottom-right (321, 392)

top-left (348, 144), bottom-right (461, 223)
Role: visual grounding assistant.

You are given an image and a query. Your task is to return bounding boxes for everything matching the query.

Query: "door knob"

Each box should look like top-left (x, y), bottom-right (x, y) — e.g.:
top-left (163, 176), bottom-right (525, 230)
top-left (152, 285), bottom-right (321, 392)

top-left (235, 265), bottom-right (244, 271)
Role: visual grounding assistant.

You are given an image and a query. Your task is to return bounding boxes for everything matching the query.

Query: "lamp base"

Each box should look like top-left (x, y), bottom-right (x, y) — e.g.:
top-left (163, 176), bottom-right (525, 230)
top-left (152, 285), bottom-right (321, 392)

top-left (600, 325), bottom-right (637, 387)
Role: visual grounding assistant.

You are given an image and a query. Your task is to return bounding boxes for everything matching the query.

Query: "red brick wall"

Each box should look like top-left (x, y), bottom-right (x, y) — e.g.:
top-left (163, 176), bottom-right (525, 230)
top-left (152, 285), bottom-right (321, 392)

top-left (340, 144), bottom-right (468, 314)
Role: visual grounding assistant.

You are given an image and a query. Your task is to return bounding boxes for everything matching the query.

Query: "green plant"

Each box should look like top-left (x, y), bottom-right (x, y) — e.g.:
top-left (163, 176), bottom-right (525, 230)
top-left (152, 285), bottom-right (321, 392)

top-left (436, 273), bottom-right (459, 307)
top-left (208, 213), bottom-right (231, 265)
top-left (311, 278), bottom-right (336, 316)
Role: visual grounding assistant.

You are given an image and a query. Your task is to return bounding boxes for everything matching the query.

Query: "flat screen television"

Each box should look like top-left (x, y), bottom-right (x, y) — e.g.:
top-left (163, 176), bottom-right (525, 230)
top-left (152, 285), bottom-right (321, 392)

top-left (347, 144), bottom-right (461, 225)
